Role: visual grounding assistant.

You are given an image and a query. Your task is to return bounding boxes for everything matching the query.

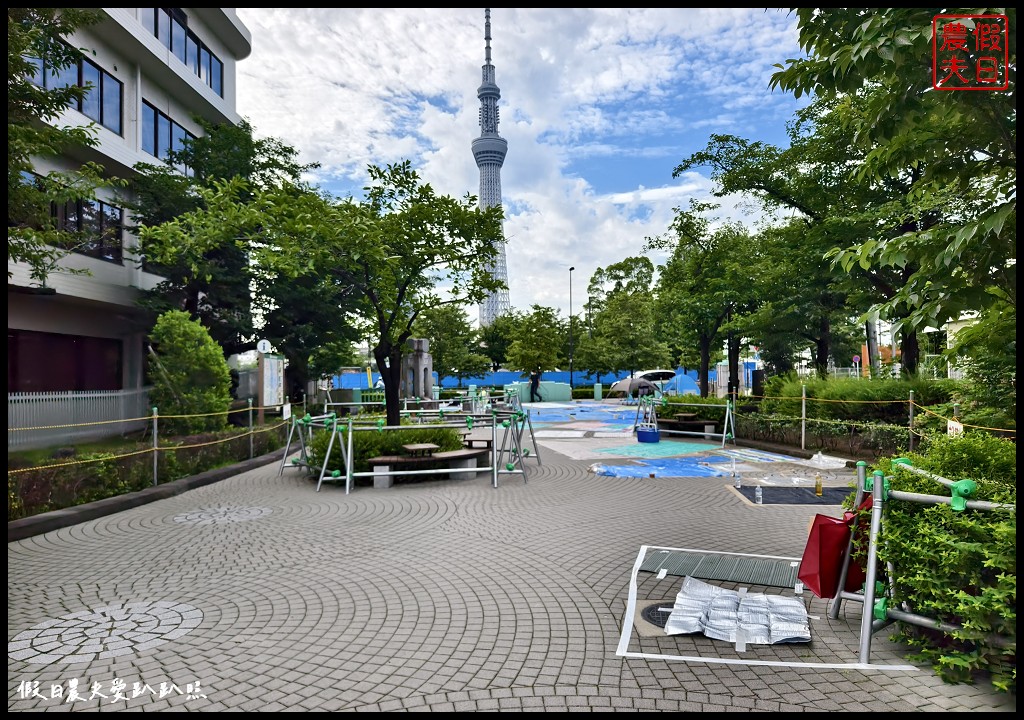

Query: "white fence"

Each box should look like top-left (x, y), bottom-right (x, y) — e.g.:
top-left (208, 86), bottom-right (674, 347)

top-left (8, 387), bottom-right (152, 451)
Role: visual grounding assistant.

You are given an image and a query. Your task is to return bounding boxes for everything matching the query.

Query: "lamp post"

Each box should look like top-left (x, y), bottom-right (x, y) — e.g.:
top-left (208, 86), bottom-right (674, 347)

top-left (569, 266), bottom-right (575, 389)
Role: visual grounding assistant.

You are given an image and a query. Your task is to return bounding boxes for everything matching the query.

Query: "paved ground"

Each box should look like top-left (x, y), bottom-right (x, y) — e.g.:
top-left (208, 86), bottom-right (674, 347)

top-left (7, 402), bottom-right (1016, 712)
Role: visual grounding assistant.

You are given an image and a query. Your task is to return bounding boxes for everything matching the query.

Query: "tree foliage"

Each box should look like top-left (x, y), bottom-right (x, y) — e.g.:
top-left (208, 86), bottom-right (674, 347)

top-left (139, 161), bottom-right (505, 426)
top-left (130, 117), bottom-right (345, 370)
top-left (146, 310), bottom-right (232, 434)
top-left (478, 310), bottom-right (526, 371)
top-left (412, 304), bottom-right (491, 387)
top-left (576, 257), bottom-right (670, 379)
top-left (505, 305), bottom-right (566, 376)
top-left (770, 8), bottom-right (1016, 346)
top-left (647, 202), bottom-right (756, 395)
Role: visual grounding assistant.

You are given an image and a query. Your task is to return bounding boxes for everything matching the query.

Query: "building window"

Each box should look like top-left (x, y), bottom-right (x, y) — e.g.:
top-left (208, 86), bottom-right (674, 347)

top-left (141, 101), bottom-right (196, 175)
top-left (15, 172), bottom-right (125, 265)
top-left (53, 196), bottom-right (125, 264)
top-left (8, 330), bottom-right (123, 392)
top-left (142, 7), bottom-right (225, 98)
top-left (30, 46), bottom-right (123, 135)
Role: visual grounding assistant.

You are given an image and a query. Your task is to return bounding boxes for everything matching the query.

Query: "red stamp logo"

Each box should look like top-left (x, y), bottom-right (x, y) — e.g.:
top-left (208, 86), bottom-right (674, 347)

top-left (932, 14), bottom-right (1009, 90)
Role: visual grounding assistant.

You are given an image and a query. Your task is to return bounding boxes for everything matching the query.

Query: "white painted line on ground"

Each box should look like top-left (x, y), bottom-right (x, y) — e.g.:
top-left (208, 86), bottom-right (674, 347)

top-left (616, 544), bottom-right (920, 672)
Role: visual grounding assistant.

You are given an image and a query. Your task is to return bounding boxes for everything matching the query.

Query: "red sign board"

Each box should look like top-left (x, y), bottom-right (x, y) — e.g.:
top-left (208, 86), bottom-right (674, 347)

top-left (933, 14), bottom-right (1010, 91)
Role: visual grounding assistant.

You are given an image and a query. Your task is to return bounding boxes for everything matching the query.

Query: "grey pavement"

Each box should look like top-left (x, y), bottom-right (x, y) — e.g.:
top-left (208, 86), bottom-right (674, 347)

top-left (7, 402), bottom-right (1016, 712)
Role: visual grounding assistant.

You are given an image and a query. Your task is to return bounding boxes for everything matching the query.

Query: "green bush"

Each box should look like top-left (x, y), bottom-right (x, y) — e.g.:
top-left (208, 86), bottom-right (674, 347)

top-left (664, 394), bottom-right (733, 420)
top-left (8, 425), bottom-right (288, 521)
top-left (871, 432), bottom-right (1016, 693)
top-left (761, 375), bottom-right (958, 424)
top-left (306, 421), bottom-right (463, 477)
top-left (147, 310), bottom-right (232, 435)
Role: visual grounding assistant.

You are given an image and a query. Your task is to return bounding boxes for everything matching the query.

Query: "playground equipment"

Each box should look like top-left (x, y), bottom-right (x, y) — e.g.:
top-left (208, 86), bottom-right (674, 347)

top-left (817, 460), bottom-right (1015, 665)
top-left (297, 406), bottom-right (542, 493)
top-left (634, 396), bottom-right (660, 443)
top-left (279, 412), bottom-right (348, 490)
top-left (493, 409), bottom-right (542, 485)
top-left (655, 399), bottom-right (737, 448)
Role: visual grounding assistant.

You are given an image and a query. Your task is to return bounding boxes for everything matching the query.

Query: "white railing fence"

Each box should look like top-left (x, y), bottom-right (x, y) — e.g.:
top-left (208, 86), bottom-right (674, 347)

top-left (8, 387), bottom-right (152, 451)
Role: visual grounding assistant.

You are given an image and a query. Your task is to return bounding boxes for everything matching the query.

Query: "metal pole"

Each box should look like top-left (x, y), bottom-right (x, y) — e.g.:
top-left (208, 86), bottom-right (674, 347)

top-left (491, 411), bottom-right (499, 488)
top-left (829, 461), bottom-right (868, 619)
top-left (345, 417), bottom-right (354, 495)
top-left (858, 470), bottom-right (886, 664)
top-left (248, 398), bottom-right (254, 459)
top-left (569, 265), bottom-right (575, 390)
top-left (151, 406), bottom-right (159, 486)
top-left (801, 384), bottom-right (806, 451)
top-left (908, 389), bottom-right (914, 452)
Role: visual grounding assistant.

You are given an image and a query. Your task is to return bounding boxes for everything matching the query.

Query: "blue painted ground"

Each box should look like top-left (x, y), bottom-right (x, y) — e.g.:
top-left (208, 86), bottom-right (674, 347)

top-left (592, 456), bottom-right (731, 478)
top-left (526, 404), bottom-right (638, 426)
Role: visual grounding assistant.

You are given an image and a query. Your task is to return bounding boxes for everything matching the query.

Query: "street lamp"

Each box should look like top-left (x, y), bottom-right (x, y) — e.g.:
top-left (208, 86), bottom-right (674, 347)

top-left (569, 266), bottom-right (575, 389)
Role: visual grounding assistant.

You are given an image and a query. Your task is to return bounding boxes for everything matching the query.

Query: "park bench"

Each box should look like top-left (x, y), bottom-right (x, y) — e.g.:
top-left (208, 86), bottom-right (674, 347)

top-left (365, 447), bottom-right (491, 488)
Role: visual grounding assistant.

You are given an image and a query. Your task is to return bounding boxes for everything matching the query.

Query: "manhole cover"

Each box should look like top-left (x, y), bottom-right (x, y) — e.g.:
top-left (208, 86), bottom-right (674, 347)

top-left (640, 602), bottom-right (674, 628)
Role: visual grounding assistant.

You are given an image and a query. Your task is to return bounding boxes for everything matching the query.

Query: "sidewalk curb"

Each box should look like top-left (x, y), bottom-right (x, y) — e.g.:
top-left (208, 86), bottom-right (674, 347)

top-left (8, 449), bottom-right (286, 543)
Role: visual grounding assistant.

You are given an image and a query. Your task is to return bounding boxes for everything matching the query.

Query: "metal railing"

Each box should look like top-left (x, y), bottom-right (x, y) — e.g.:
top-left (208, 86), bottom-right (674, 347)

top-left (8, 387), bottom-right (153, 450)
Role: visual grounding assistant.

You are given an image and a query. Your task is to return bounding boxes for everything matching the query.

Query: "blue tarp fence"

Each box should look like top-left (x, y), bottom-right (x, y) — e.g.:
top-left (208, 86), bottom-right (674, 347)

top-left (332, 367), bottom-right (713, 394)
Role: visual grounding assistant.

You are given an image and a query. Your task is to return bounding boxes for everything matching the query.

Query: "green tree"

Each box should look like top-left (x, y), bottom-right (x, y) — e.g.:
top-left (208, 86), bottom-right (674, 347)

top-left (647, 201), bottom-right (747, 396)
top-left (147, 310), bottom-right (232, 434)
top-left (672, 94), bottom-right (929, 375)
top-left (505, 305), bottom-right (565, 376)
top-left (596, 292), bottom-right (672, 377)
top-left (130, 117), bottom-right (356, 381)
top-left (8, 8), bottom-right (119, 287)
top-left (578, 257), bottom-right (670, 379)
top-left (478, 310), bottom-right (525, 371)
top-left (139, 161), bottom-right (505, 426)
top-left (413, 304), bottom-right (491, 387)
top-left (770, 8), bottom-right (1016, 368)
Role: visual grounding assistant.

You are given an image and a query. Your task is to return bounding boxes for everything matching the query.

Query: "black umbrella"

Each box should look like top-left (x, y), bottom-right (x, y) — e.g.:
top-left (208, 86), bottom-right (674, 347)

top-left (609, 377), bottom-right (659, 396)
top-left (630, 378), bottom-right (659, 397)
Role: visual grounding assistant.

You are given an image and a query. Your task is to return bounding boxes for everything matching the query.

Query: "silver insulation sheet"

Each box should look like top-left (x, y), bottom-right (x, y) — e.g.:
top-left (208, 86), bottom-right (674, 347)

top-left (663, 575), bottom-right (810, 644)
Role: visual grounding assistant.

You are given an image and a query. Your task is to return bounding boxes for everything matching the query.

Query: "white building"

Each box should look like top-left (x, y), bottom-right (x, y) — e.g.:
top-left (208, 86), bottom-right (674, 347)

top-left (8, 9), bottom-right (251, 446)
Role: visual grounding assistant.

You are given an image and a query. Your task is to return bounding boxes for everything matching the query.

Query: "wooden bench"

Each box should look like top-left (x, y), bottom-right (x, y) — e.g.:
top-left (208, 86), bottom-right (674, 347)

top-left (366, 447), bottom-right (491, 488)
top-left (463, 437), bottom-right (493, 450)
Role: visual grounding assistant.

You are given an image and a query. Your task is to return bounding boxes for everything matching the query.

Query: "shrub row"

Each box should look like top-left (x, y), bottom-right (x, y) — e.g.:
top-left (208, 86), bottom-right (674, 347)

top-left (8, 425), bottom-right (287, 521)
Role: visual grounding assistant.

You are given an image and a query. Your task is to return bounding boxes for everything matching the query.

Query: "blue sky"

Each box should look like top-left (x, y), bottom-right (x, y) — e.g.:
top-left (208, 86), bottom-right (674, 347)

top-left (234, 8), bottom-right (811, 322)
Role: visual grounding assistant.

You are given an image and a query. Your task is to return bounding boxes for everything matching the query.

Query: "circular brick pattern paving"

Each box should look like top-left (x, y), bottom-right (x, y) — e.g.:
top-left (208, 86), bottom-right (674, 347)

top-left (8, 601), bottom-right (203, 665)
top-left (172, 506), bottom-right (272, 525)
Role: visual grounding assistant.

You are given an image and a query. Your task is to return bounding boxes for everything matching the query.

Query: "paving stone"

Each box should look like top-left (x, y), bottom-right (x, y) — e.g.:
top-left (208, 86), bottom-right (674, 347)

top-left (7, 416), bottom-right (1015, 713)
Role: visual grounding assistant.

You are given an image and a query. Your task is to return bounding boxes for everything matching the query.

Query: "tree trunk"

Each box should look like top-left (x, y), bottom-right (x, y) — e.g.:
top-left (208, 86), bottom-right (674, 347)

top-left (698, 335), bottom-right (712, 398)
top-left (374, 344), bottom-right (405, 427)
top-left (727, 332), bottom-right (740, 403)
top-left (814, 316), bottom-right (831, 379)
top-left (865, 320), bottom-right (880, 377)
top-left (900, 330), bottom-right (920, 377)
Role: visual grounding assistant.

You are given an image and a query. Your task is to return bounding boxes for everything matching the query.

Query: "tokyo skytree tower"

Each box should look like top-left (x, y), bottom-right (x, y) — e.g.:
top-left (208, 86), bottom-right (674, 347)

top-left (472, 8), bottom-right (510, 326)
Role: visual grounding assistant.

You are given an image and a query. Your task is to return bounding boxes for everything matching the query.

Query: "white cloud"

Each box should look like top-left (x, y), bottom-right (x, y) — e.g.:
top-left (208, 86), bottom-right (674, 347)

top-left (235, 8), bottom-right (809, 321)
